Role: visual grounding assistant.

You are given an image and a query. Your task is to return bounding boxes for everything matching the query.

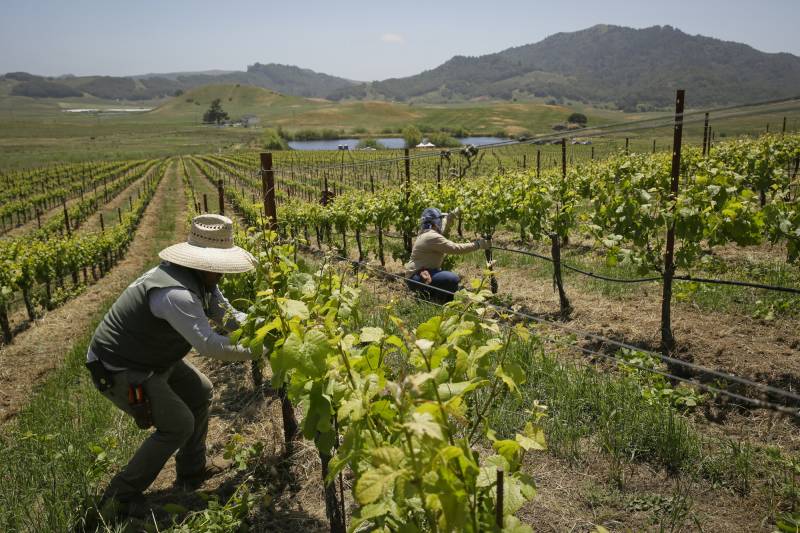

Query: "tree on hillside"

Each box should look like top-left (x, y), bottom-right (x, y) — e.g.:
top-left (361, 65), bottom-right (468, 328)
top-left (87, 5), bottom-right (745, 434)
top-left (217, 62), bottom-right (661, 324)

top-left (402, 125), bottom-right (422, 148)
top-left (203, 98), bottom-right (229, 125)
top-left (567, 112), bottom-right (587, 126)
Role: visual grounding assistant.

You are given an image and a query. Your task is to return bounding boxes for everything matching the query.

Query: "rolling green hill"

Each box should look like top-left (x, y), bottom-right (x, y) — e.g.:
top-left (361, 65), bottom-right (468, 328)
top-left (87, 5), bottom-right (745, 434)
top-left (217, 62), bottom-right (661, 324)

top-left (1, 78), bottom-right (795, 171)
top-left (2, 82), bottom-right (623, 168)
top-left (151, 84), bottom-right (615, 136)
top-left (152, 84), bottom-right (302, 119)
top-left (0, 63), bottom-right (357, 102)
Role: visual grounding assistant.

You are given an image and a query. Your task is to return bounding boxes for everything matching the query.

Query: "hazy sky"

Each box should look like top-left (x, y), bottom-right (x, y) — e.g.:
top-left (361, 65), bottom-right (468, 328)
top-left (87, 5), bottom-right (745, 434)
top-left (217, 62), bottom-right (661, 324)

top-left (1, 0), bottom-right (798, 81)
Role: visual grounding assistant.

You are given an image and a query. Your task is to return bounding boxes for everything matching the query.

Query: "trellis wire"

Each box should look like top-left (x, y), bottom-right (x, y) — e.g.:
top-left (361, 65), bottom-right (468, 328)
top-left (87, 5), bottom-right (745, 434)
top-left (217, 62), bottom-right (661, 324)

top-left (291, 239), bottom-right (800, 415)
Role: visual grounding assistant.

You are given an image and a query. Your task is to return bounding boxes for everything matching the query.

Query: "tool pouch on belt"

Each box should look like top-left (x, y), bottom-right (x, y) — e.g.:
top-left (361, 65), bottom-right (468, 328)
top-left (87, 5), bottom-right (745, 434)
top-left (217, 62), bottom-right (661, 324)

top-left (85, 360), bottom-right (114, 392)
top-left (126, 370), bottom-right (154, 430)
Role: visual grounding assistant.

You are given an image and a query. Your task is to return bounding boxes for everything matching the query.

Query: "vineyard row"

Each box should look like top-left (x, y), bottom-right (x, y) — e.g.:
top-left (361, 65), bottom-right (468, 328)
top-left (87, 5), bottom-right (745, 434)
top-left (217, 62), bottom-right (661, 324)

top-left (0, 159), bottom-right (168, 342)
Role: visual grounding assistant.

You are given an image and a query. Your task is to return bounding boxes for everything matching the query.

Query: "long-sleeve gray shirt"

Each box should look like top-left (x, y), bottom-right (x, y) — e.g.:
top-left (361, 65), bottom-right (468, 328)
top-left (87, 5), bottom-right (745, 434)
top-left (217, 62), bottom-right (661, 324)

top-left (87, 285), bottom-right (251, 370)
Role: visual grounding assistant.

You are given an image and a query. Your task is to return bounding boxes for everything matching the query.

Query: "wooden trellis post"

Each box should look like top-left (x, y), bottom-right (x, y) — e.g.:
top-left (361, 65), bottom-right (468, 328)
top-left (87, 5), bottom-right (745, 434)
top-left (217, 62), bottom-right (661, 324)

top-left (661, 89), bottom-right (685, 355)
top-left (62, 197), bottom-right (71, 236)
top-left (217, 179), bottom-right (225, 215)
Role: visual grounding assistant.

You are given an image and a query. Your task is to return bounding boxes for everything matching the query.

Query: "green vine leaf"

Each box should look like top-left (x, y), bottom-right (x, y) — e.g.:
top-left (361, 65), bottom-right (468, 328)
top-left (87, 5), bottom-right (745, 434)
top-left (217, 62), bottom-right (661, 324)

top-left (279, 298), bottom-right (309, 320)
top-left (359, 326), bottom-right (385, 343)
top-left (515, 422), bottom-right (547, 451)
top-left (370, 446), bottom-right (405, 467)
top-left (355, 465), bottom-right (404, 505)
top-left (404, 412), bottom-right (445, 441)
top-left (495, 362), bottom-right (526, 396)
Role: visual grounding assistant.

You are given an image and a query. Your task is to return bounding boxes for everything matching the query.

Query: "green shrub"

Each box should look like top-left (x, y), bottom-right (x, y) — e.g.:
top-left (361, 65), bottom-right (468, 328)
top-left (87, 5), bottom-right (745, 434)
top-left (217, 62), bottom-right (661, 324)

top-left (402, 125), bottom-right (422, 148)
top-left (262, 128), bottom-right (289, 150)
top-left (356, 138), bottom-right (386, 150)
top-left (444, 126), bottom-right (470, 138)
top-left (567, 112), bottom-right (588, 125)
top-left (427, 132), bottom-right (460, 148)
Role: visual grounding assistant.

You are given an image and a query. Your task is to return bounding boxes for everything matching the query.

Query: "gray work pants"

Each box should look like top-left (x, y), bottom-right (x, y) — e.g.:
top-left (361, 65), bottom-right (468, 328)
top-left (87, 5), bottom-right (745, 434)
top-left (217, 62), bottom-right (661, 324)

top-left (102, 359), bottom-right (213, 499)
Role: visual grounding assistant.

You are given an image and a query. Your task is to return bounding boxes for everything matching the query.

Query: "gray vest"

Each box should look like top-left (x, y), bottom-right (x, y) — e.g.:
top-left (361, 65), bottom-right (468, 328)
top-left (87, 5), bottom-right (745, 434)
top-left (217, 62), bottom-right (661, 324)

top-left (90, 262), bottom-right (208, 372)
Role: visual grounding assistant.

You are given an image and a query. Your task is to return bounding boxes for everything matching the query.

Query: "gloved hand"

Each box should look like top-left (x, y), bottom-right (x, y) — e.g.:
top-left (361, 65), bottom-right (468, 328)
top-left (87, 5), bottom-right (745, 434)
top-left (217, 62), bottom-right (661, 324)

top-left (449, 206), bottom-right (462, 218)
top-left (475, 238), bottom-right (492, 250)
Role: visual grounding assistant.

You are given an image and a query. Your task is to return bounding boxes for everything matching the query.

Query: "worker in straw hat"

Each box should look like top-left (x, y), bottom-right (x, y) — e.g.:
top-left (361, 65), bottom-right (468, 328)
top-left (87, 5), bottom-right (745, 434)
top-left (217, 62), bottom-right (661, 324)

top-left (84, 214), bottom-right (258, 517)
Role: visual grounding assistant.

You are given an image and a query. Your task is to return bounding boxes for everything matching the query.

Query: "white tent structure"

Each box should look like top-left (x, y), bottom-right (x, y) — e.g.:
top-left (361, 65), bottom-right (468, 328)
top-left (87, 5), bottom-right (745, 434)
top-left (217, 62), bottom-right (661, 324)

top-left (416, 141), bottom-right (436, 148)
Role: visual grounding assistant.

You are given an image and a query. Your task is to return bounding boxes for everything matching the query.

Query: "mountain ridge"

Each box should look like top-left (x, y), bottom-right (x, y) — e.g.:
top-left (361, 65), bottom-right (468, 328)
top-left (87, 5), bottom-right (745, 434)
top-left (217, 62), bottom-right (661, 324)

top-left (340, 24), bottom-right (800, 109)
top-left (4, 25), bottom-right (799, 109)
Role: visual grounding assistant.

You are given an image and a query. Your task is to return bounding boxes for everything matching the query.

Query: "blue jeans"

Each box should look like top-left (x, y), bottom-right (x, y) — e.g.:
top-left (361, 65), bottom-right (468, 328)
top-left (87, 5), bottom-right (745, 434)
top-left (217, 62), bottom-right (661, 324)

top-left (407, 269), bottom-right (460, 302)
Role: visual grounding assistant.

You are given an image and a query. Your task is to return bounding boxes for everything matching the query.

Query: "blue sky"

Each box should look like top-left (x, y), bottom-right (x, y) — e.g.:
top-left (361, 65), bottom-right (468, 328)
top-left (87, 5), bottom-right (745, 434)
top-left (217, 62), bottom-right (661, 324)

top-left (1, 0), bottom-right (798, 81)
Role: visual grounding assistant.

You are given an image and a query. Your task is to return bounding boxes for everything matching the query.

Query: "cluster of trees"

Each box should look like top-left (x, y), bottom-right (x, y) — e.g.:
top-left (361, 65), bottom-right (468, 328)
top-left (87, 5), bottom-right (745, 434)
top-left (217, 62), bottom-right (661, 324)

top-left (202, 99), bottom-right (229, 124)
top-left (10, 79), bottom-right (82, 98)
top-left (251, 124), bottom-right (465, 151)
top-left (78, 77), bottom-right (138, 100)
top-left (356, 138), bottom-right (386, 149)
top-left (568, 113), bottom-right (587, 126)
top-left (199, 101), bottom-right (291, 152)
top-left (401, 126), bottom-right (462, 148)
top-left (402, 125), bottom-right (422, 147)
top-left (262, 128), bottom-right (289, 150)
top-left (4, 72), bottom-right (191, 100)
top-left (284, 128), bottom-right (344, 141)
top-left (427, 131), bottom-right (461, 147)
top-left (245, 63), bottom-right (355, 99)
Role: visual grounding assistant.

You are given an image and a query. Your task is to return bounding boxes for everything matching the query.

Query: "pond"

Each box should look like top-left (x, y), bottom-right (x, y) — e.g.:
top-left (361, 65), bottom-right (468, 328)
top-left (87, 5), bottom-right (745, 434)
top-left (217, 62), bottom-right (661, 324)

top-left (287, 136), bottom-right (506, 151)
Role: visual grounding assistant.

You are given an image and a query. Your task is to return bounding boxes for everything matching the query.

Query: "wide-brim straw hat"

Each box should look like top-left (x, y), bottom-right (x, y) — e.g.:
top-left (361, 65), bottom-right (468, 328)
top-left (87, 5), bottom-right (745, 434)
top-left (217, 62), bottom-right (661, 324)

top-left (159, 214), bottom-right (256, 274)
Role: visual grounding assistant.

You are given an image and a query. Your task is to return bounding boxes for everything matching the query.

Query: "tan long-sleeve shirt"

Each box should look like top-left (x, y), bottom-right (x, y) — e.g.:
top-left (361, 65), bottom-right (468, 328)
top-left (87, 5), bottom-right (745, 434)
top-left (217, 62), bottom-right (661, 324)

top-left (404, 230), bottom-right (480, 276)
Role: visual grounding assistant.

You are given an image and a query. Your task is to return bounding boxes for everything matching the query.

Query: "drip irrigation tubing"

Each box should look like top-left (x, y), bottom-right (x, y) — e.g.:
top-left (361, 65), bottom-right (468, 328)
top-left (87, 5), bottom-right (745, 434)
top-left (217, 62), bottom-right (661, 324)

top-left (491, 245), bottom-right (800, 294)
top-left (389, 275), bottom-right (800, 419)
top-left (349, 230), bottom-right (800, 294)
top-left (215, 167), bottom-right (800, 299)
top-left (217, 147), bottom-right (800, 293)
top-left (672, 275), bottom-right (800, 294)
top-left (394, 274), bottom-right (755, 413)
top-left (566, 342), bottom-right (800, 417)
top-left (291, 237), bottom-right (800, 410)
top-left (292, 239), bottom-right (800, 418)
top-left (219, 193), bottom-right (800, 414)
top-left (487, 244), bottom-right (663, 283)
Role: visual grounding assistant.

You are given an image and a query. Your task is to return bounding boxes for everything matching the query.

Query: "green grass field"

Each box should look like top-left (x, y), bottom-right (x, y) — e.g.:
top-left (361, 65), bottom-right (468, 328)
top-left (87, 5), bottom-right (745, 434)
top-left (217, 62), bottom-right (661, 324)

top-left (1, 83), bottom-right (798, 169)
